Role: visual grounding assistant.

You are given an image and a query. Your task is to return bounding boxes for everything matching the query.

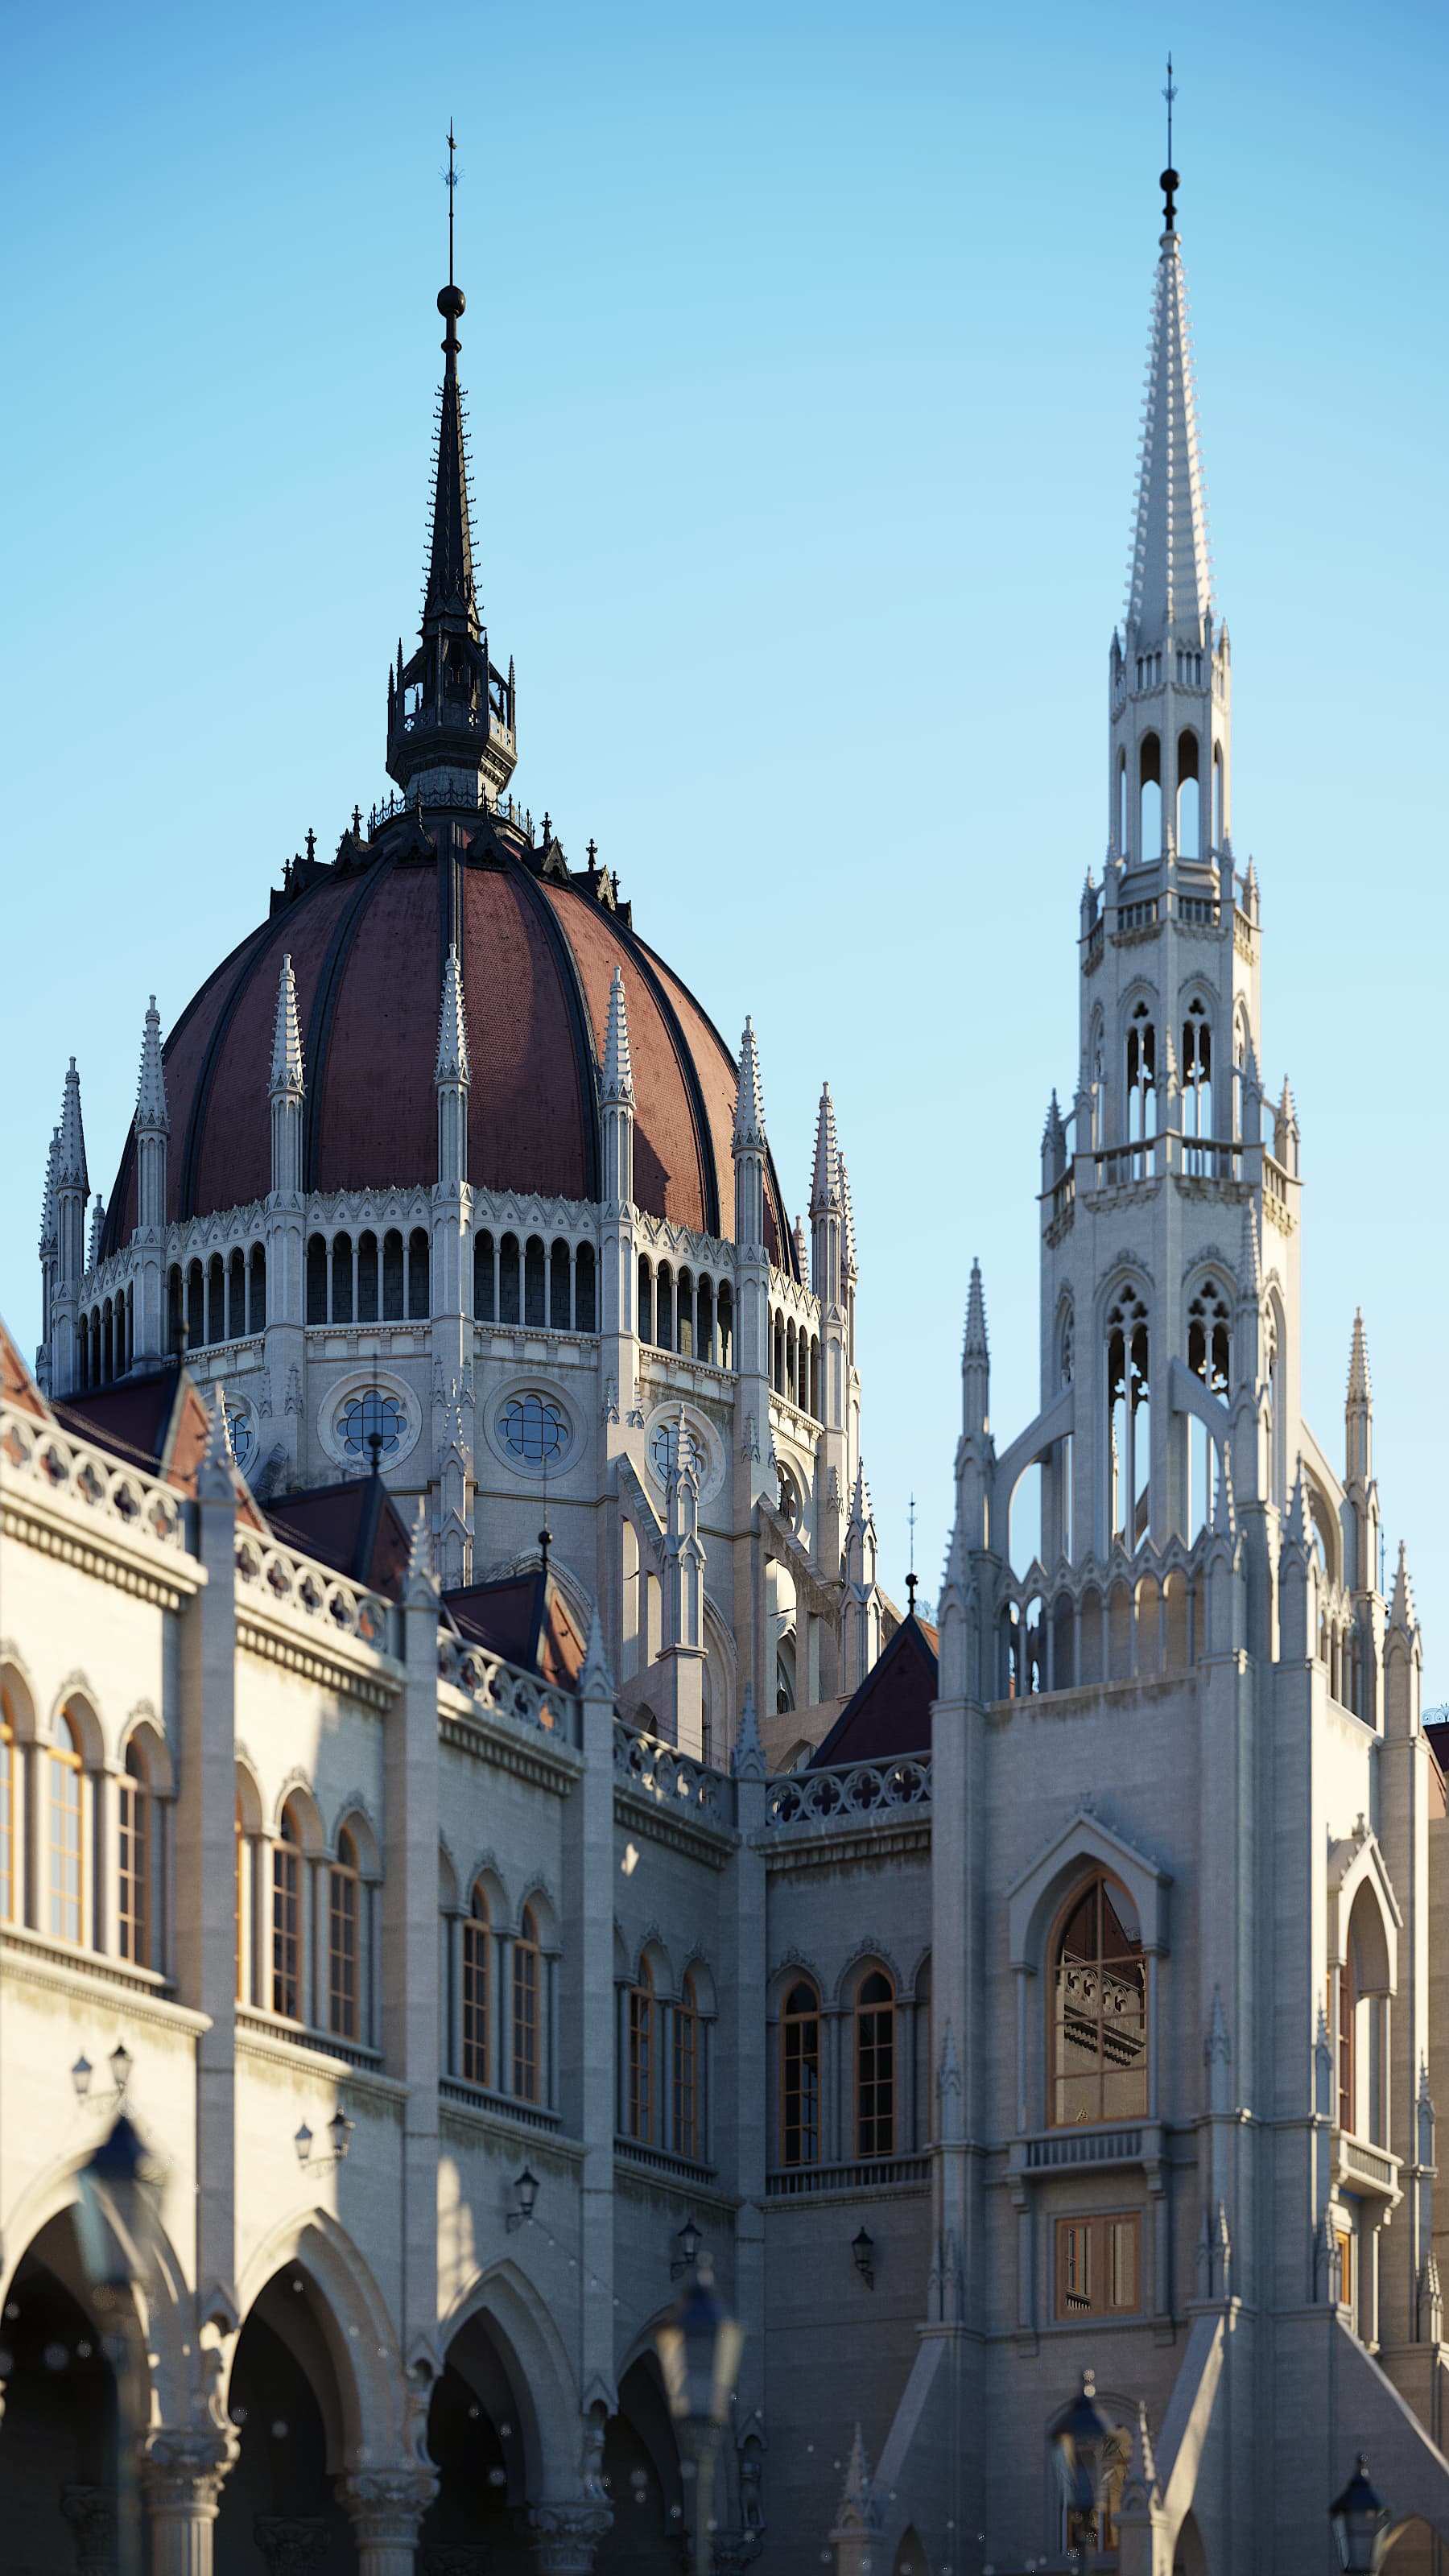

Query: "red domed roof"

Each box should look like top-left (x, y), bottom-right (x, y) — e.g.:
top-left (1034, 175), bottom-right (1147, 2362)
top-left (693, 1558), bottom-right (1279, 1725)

top-left (105, 816), bottom-right (794, 1266)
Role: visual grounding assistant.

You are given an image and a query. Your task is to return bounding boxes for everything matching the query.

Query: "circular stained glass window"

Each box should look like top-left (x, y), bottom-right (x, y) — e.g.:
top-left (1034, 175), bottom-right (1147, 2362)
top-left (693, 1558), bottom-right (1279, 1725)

top-left (336, 1389), bottom-right (407, 1459)
top-left (222, 1397), bottom-right (257, 1474)
top-left (499, 1393), bottom-right (566, 1466)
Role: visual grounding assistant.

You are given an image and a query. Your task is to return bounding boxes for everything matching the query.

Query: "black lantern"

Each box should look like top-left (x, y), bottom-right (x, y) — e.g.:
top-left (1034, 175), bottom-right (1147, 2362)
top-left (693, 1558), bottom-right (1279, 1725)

top-left (75, 2112), bottom-right (150, 2297)
top-left (852, 2227), bottom-right (875, 2288)
top-left (1330, 2457), bottom-right (1391, 2574)
top-left (655, 2256), bottom-right (745, 2576)
top-left (671, 2215), bottom-right (703, 2278)
top-left (294, 2121), bottom-right (314, 2166)
top-left (507, 2165), bottom-right (540, 2231)
top-left (109, 2039), bottom-right (134, 2099)
top-left (1051, 2369), bottom-right (1115, 2572)
top-left (71, 2053), bottom-right (93, 2100)
top-left (328, 2108), bottom-right (355, 2162)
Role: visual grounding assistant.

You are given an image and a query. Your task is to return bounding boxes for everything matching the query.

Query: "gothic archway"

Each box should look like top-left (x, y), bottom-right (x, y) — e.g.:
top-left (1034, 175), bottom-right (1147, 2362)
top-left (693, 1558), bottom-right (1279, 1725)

top-left (595, 2352), bottom-right (685, 2573)
top-left (214, 2265), bottom-right (357, 2573)
top-left (0, 2212), bottom-right (124, 2575)
top-left (420, 2305), bottom-right (536, 2573)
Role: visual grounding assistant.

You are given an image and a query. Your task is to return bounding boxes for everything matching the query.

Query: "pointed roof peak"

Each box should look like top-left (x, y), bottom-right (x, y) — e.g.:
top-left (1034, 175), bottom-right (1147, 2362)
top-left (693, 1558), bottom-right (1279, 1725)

top-left (1390, 1540), bottom-right (1418, 1635)
top-left (601, 964), bottom-right (634, 1106)
top-left (732, 1681), bottom-right (766, 1782)
top-left (964, 1257), bottom-right (989, 1361)
top-left (1125, 208), bottom-right (1212, 642)
top-left (135, 993), bottom-right (169, 1133)
top-left (811, 1080), bottom-right (842, 1212)
top-left (1347, 1308), bottom-right (1373, 1407)
top-left (423, 230), bottom-right (479, 644)
top-left (1239, 1201), bottom-right (1262, 1303)
top-left (39, 1125), bottom-right (59, 1254)
top-left (57, 1058), bottom-right (88, 1191)
top-left (846, 1456), bottom-right (873, 1532)
top-left (434, 942), bottom-right (471, 1084)
top-left (579, 1602), bottom-right (616, 1703)
top-left (840, 1156), bottom-right (858, 1276)
top-left (270, 953), bottom-right (305, 1096)
top-left (733, 1016), bottom-right (767, 1150)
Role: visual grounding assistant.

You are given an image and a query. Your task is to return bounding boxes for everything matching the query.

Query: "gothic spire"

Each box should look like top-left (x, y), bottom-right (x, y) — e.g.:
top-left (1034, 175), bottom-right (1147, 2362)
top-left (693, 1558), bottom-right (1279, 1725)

top-left (57, 1058), bottom-right (88, 1196)
top-left (964, 1257), bottom-right (989, 1362)
top-left (270, 954), bottom-right (305, 1096)
top-left (840, 1156), bottom-right (858, 1278)
top-left (434, 943), bottom-right (471, 1084)
top-left (424, 129), bottom-right (479, 647)
top-left (135, 995), bottom-right (169, 1133)
top-left (1347, 1309), bottom-right (1372, 1408)
top-left (811, 1082), bottom-right (843, 1213)
top-left (733, 1017), bottom-right (767, 1150)
top-left (601, 966), bottom-right (634, 1107)
top-left (39, 1125), bottom-right (58, 1259)
top-left (1125, 176), bottom-right (1212, 645)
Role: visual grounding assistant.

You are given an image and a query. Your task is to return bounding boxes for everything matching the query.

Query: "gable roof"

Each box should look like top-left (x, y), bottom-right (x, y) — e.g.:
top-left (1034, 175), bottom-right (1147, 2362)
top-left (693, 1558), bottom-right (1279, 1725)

top-left (442, 1563), bottom-right (589, 1689)
top-left (2, 1318), bottom-right (51, 1422)
top-left (266, 1472), bottom-right (413, 1598)
top-left (56, 1364), bottom-right (223, 1502)
top-left (809, 1613), bottom-right (939, 1767)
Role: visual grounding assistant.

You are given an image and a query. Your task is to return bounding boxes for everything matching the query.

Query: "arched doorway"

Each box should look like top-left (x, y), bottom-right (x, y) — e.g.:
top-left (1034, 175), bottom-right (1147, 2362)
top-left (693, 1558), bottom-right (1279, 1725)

top-left (0, 2213), bottom-right (122, 2574)
top-left (596, 2354), bottom-right (684, 2574)
top-left (1173, 2508), bottom-right (1208, 2574)
top-left (215, 2266), bottom-right (357, 2573)
top-left (420, 2307), bottom-right (534, 2573)
top-left (894, 2526), bottom-right (931, 2574)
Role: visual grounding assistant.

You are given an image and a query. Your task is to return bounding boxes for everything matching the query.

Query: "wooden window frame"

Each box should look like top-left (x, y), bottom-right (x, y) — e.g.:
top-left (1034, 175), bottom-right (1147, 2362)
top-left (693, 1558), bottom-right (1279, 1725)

top-left (673, 1972), bottom-right (700, 2161)
top-left (1054, 2210), bottom-right (1142, 2322)
top-left (271, 1804), bottom-right (303, 2021)
top-left (781, 1980), bottom-right (821, 2168)
top-left (628, 1960), bottom-right (655, 2143)
top-left (512, 1904), bottom-right (540, 2104)
top-left (1049, 1872), bottom-right (1149, 2130)
top-left (328, 1828), bottom-right (361, 2041)
top-left (855, 1968), bottom-right (896, 2158)
top-left (0, 1686), bottom-right (15, 1926)
top-left (117, 1740), bottom-right (150, 1967)
top-left (462, 1885), bottom-right (490, 2086)
top-left (49, 1711), bottom-right (85, 1946)
top-left (234, 1797), bottom-right (247, 2003)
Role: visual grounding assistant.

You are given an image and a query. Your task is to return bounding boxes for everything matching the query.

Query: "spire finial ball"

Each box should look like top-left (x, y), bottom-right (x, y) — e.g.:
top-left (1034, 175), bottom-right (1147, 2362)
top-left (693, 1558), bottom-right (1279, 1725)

top-left (438, 282), bottom-right (466, 321)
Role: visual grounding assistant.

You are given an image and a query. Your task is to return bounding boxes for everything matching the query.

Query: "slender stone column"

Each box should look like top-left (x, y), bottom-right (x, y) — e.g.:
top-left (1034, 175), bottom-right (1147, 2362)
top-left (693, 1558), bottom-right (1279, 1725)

top-left (141, 2432), bottom-right (234, 2576)
top-left (339, 2471), bottom-right (434, 2576)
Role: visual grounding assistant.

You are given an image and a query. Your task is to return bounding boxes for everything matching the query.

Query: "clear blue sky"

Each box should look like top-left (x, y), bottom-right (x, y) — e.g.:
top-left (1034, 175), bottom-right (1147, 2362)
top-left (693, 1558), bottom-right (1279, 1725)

top-left (4, 2), bottom-right (1446, 1682)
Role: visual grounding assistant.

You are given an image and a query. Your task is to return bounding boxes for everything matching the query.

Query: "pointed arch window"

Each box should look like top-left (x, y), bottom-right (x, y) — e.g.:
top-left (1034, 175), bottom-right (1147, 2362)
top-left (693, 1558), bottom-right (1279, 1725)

top-left (628, 1958), bottom-right (655, 2142)
top-left (49, 1709), bottom-right (85, 1946)
top-left (328, 1827), bottom-right (361, 2041)
top-left (855, 1968), bottom-right (896, 2155)
top-left (1182, 998), bottom-right (1213, 1158)
top-left (0, 1684), bottom-right (15, 1926)
top-left (462, 1883), bottom-right (490, 2086)
top-left (234, 1794), bottom-right (247, 2002)
top-left (1125, 1003), bottom-right (1156, 1158)
top-left (512, 1902), bottom-right (540, 2103)
top-left (271, 1800), bottom-right (303, 2021)
top-left (1107, 1289), bottom-right (1150, 1551)
top-left (117, 1740), bottom-right (151, 1967)
top-left (1187, 1278), bottom-right (1232, 1535)
top-left (673, 1970), bottom-right (700, 2161)
top-left (781, 1979), bottom-right (821, 2167)
top-left (1051, 1874), bottom-right (1148, 2127)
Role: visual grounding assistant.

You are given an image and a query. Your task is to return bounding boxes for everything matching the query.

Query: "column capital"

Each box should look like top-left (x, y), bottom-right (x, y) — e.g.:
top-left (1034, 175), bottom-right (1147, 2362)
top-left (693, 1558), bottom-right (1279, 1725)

top-left (526, 2500), bottom-right (613, 2573)
top-left (141, 2425), bottom-right (236, 2519)
top-left (339, 2467), bottom-right (436, 2546)
top-left (60, 2483), bottom-right (114, 2576)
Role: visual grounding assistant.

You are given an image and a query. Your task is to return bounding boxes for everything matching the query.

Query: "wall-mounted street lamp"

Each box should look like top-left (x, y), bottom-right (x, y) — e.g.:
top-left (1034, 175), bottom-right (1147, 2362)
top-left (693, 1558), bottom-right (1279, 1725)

top-left (671, 2216), bottom-right (703, 2279)
top-left (1331, 2457), bottom-right (1392, 2574)
top-left (852, 2227), bottom-right (875, 2289)
top-left (294, 2109), bottom-right (355, 2168)
top-left (71, 2042), bottom-right (134, 2103)
top-left (656, 2256), bottom-right (745, 2576)
top-left (1051, 2369), bottom-right (1115, 2576)
top-left (506, 2165), bottom-right (539, 2232)
top-left (72, 2054), bottom-right (93, 2099)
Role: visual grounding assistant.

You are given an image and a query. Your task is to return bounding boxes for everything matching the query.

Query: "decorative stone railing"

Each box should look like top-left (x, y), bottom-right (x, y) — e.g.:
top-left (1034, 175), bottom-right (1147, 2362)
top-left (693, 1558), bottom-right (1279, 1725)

top-left (233, 1530), bottom-right (393, 1649)
top-left (439, 1633), bottom-right (573, 1743)
top-left (613, 1719), bottom-right (730, 1823)
top-left (0, 1403), bottom-right (187, 1554)
top-left (762, 1755), bottom-right (932, 1831)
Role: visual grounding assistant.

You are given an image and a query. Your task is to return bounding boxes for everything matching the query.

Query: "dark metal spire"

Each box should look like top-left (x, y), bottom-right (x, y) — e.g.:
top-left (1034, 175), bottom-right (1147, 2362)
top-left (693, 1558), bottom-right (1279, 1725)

top-left (1160, 56), bottom-right (1179, 231)
top-left (424, 122), bottom-right (479, 644)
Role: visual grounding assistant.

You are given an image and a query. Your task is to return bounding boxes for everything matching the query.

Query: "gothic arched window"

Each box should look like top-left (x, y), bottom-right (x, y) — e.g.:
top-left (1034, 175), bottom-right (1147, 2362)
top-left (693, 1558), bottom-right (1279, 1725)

top-left (628, 1959), bottom-right (655, 2143)
top-left (328, 1826), bottom-right (361, 2041)
top-left (463, 1883), bottom-right (490, 2086)
top-left (1051, 1874), bottom-right (1148, 2128)
top-left (271, 1801), bottom-right (303, 2020)
top-left (1182, 997), bottom-right (1213, 1158)
top-left (1107, 1288), bottom-right (1150, 1551)
top-left (673, 1970), bottom-right (700, 2161)
top-left (513, 1901), bottom-right (540, 2103)
top-left (781, 1979), bottom-right (821, 2168)
top-left (855, 1967), bottom-right (896, 2157)
top-left (0, 1683), bottom-right (15, 1926)
top-left (1125, 1003), bottom-right (1156, 1157)
top-left (49, 1709), bottom-right (85, 1946)
top-left (117, 1739), bottom-right (151, 1967)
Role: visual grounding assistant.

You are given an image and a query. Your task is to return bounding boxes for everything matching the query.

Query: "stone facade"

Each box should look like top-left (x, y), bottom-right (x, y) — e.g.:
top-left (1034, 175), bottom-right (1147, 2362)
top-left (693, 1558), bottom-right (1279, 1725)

top-left (5, 170), bottom-right (1449, 2576)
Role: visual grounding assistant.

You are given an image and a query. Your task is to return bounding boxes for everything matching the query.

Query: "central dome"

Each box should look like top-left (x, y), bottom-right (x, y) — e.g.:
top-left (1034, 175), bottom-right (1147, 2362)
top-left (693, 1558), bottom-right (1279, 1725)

top-left (104, 811), bottom-right (794, 1265)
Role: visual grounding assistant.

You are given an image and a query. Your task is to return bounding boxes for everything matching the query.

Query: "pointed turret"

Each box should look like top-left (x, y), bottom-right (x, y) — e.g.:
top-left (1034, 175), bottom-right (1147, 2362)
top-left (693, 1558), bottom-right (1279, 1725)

top-left (659, 1406), bottom-right (707, 1755)
top-left (1238, 1201), bottom-right (1262, 1308)
top-left (134, 995), bottom-right (169, 1236)
top-left (86, 1195), bottom-right (106, 1271)
top-left (1389, 1542), bottom-right (1417, 1640)
top-left (962, 1257), bottom-right (990, 1439)
top-left (384, 147), bottom-right (517, 809)
top-left (1125, 192), bottom-right (1212, 647)
top-left (731, 1681), bottom-right (766, 1783)
top-left (732, 1017), bottom-right (768, 1252)
top-left (35, 1125), bottom-right (60, 1388)
top-left (1385, 1541), bottom-right (1422, 1740)
top-left (808, 1080), bottom-right (846, 1308)
top-left (601, 965), bottom-right (634, 1107)
top-left (810, 1083), bottom-right (842, 1213)
top-left (55, 1059), bottom-right (89, 1285)
top-left (601, 965), bottom-right (635, 1215)
top-left (1346, 1308), bottom-right (1373, 1490)
top-left (269, 955), bottom-right (306, 1199)
top-left (842, 1460), bottom-right (882, 1691)
top-left (435, 943), bottom-right (471, 1191)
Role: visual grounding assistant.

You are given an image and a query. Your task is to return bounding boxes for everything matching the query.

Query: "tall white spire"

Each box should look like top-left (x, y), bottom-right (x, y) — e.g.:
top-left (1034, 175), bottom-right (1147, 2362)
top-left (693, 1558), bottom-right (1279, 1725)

top-left (270, 954), bottom-right (305, 1096)
top-left (434, 942), bottom-right (471, 1085)
top-left (1125, 213), bottom-right (1212, 644)
top-left (733, 1016), bottom-right (767, 1151)
top-left (601, 965), bottom-right (634, 1106)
